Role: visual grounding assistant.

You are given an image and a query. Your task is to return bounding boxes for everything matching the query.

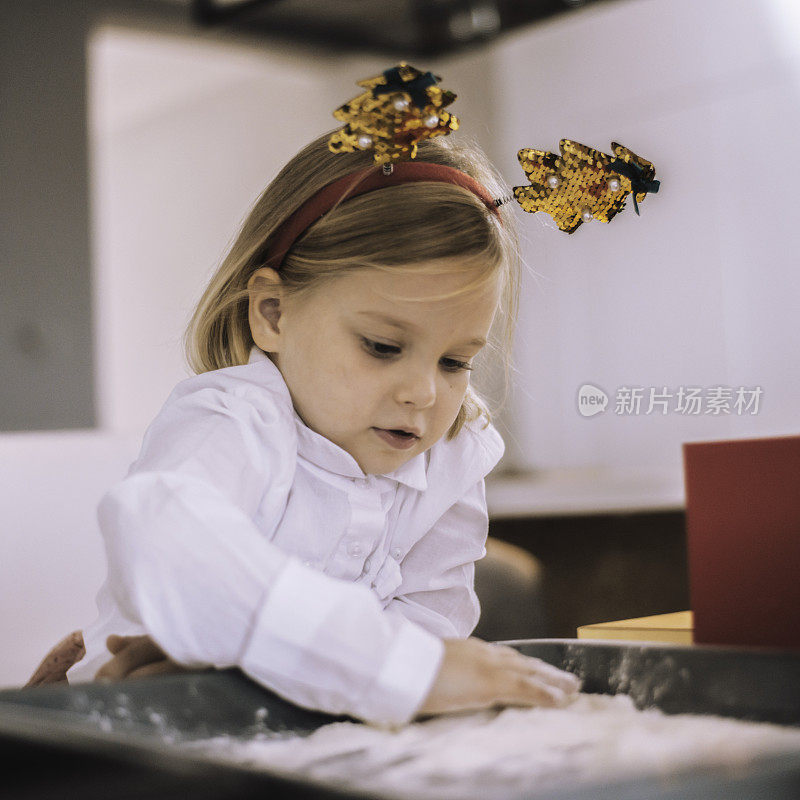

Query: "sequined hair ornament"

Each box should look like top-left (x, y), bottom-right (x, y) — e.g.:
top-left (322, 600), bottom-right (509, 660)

top-left (329, 63), bottom-right (459, 170)
top-left (326, 63), bottom-right (659, 233)
top-left (507, 139), bottom-right (661, 233)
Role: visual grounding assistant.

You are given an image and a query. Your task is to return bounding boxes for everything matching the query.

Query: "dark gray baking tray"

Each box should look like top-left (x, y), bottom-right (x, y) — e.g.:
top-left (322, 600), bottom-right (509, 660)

top-left (2, 638), bottom-right (799, 799)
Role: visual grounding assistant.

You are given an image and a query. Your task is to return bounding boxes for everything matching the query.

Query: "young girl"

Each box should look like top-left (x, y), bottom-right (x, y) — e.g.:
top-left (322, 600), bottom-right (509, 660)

top-left (61, 129), bottom-right (580, 726)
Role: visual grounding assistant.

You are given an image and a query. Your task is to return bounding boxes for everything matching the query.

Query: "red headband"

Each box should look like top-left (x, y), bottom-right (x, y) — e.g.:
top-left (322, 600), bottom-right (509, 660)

top-left (263, 162), bottom-right (500, 270)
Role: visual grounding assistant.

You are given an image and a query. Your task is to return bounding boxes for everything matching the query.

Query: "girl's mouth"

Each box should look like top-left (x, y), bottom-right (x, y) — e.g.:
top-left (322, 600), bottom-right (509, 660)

top-left (372, 428), bottom-right (420, 450)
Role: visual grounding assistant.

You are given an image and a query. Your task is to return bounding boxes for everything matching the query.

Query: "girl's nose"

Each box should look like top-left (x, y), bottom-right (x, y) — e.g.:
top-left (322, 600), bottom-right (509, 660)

top-left (395, 366), bottom-right (437, 408)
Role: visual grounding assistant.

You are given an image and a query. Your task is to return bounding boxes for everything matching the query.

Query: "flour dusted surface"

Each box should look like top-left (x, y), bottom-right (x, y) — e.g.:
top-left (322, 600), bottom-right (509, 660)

top-left (186, 693), bottom-right (800, 799)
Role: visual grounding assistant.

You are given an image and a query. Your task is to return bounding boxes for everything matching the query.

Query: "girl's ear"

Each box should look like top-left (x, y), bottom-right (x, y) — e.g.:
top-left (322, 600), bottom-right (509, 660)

top-left (248, 267), bottom-right (284, 353)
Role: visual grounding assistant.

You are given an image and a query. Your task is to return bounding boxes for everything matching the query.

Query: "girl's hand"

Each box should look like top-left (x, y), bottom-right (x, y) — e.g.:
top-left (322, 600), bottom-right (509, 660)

top-left (95, 634), bottom-right (194, 680)
top-left (415, 637), bottom-right (581, 718)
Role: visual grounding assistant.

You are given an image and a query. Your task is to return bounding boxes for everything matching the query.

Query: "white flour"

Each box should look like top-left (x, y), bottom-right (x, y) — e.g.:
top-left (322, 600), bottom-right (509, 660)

top-left (186, 693), bottom-right (800, 799)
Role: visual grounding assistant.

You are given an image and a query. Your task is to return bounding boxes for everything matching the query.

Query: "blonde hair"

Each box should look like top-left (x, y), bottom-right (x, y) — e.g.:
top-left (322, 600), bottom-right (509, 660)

top-left (185, 131), bottom-right (520, 439)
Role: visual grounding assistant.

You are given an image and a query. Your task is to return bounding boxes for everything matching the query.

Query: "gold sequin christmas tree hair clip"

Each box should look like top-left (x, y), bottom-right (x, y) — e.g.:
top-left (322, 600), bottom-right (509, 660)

top-left (327, 64), bottom-right (660, 231)
top-left (329, 63), bottom-right (459, 172)
top-left (505, 139), bottom-right (661, 233)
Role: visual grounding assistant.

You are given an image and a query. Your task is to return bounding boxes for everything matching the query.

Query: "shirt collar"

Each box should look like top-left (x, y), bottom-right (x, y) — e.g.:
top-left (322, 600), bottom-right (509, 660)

top-left (247, 347), bottom-right (428, 492)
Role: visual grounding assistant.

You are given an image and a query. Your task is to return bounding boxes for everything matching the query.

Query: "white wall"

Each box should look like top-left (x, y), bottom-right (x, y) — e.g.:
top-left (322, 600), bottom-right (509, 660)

top-left (89, 29), bottom-right (343, 432)
top-left (495, 0), bottom-right (800, 478)
top-left (0, 432), bottom-right (139, 687)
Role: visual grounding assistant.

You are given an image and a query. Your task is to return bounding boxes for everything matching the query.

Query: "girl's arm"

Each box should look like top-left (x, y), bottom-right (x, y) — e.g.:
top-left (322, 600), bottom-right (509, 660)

top-left (96, 384), bottom-right (444, 727)
top-left (383, 478), bottom-right (489, 639)
top-left (382, 476), bottom-right (582, 717)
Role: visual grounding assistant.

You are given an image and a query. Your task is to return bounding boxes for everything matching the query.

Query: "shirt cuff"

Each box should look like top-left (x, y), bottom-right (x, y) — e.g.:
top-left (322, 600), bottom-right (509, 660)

top-left (238, 557), bottom-right (444, 727)
top-left (358, 616), bottom-right (444, 728)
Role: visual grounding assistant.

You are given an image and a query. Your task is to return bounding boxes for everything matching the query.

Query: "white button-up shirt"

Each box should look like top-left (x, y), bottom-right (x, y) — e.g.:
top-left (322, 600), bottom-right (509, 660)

top-left (68, 348), bottom-right (504, 726)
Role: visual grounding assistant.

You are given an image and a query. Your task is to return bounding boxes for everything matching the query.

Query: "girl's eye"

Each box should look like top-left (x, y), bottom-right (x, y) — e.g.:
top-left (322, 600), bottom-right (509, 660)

top-left (362, 337), bottom-right (401, 358)
top-left (361, 337), bottom-right (472, 372)
top-left (440, 358), bottom-right (473, 373)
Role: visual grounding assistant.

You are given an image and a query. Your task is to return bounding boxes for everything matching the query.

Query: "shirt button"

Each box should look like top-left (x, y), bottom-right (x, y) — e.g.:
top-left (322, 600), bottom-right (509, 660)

top-left (302, 559), bottom-right (314, 568)
top-left (392, 547), bottom-right (403, 561)
top-left (346, 541), bottom-right (363, 557)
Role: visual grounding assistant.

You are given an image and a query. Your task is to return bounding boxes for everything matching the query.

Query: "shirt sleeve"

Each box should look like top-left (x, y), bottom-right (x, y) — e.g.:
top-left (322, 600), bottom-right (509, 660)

top-left (99, 383), bottom-right (443, 727)
top-left (383, 478), bottom-right (490, 639)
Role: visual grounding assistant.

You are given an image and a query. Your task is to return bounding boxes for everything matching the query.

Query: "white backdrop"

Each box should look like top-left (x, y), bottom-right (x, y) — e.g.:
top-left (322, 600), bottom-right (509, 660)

top-left (495, 0), bottom-right (800, 477)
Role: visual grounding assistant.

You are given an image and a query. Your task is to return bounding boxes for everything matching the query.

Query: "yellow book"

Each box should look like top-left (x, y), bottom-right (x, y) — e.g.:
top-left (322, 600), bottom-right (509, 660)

top-left (577, 611), bottom-right (693, 644)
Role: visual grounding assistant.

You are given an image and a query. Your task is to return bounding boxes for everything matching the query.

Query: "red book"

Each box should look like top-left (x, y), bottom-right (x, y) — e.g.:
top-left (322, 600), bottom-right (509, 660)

top-left (683, 435), bottom-right (800, 649)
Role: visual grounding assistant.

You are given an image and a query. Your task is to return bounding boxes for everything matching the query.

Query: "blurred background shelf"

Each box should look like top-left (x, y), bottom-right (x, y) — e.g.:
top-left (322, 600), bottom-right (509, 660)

top-left (486, 466), bottom-right (684, 519)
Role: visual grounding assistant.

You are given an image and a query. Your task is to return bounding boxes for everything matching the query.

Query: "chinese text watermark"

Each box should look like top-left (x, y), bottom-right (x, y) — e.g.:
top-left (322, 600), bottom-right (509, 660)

top-left (577, 384), bottom-right (763, 418)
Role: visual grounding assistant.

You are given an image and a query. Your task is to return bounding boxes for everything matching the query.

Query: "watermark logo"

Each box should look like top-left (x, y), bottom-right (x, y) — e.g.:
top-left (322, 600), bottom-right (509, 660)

top-left (577, 385), bottom-right (763, 416)
top-left (577, 384), bottom-right (609, 417)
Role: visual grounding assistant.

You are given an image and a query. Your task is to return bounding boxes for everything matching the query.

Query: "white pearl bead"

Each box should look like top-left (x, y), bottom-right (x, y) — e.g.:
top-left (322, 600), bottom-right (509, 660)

top-left (392, 96), bottom-right (409, 112)
top-left (424, 114), bottom-right (439, 128)
top-left (357, 134), bottom-right (373, 149)
top-left (546, 174), bottom-right (560, 189)
top-left (581, 208), bottom-right (593, 223)
top-left (607, 177), bottom-right (621, 192)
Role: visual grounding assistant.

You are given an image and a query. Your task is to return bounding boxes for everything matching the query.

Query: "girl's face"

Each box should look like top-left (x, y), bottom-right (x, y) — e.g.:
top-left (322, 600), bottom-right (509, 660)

top-left (250, 265), bottom-right (500, 475)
